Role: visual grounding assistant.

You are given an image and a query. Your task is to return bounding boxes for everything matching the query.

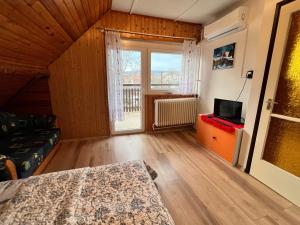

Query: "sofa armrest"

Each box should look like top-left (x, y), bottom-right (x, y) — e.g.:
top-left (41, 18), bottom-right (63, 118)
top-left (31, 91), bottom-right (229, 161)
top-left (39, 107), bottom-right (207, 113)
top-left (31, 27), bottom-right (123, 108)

top-left (0, 155), bottom-right (18, 180)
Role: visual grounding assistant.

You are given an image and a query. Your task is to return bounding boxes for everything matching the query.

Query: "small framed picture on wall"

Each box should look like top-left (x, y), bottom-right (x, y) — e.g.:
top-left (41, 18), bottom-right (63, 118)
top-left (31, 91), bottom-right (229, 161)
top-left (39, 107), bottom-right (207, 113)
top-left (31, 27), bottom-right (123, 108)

top-left (212, 43), bottom-right (236, 70)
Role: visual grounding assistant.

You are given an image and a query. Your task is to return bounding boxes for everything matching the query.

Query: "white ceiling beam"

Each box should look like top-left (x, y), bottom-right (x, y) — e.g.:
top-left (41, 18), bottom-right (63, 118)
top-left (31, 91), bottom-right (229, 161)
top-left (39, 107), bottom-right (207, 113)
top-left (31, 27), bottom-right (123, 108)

top-left (130, 0), bottom-right (137, 14)
top-left (174, 0), bottom-right (200, 22)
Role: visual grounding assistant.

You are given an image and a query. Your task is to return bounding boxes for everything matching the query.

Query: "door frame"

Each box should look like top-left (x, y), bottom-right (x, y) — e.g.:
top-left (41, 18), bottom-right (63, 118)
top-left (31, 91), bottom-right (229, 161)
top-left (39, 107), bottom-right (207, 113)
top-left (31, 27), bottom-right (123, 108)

top-left (110, 46), bottom-right (147, 135)
top-left (245, 0), bottom-right (295, 173)
top-left (248, 0), bottom-right (300, 206)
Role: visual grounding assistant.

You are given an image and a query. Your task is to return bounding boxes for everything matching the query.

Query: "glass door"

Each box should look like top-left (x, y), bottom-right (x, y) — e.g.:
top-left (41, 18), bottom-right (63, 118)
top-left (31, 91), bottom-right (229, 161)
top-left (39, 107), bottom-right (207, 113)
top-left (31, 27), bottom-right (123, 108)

top-left (113, 49), bottom-right (144, 134)
top-left (250, 1), bottom-right (300, 206)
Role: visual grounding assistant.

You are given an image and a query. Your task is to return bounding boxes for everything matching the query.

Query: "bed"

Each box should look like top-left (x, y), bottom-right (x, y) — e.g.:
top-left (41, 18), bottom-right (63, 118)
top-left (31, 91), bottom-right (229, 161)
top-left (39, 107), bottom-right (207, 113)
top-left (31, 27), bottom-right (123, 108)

top-left (0, 160), bottom-right (174, 225)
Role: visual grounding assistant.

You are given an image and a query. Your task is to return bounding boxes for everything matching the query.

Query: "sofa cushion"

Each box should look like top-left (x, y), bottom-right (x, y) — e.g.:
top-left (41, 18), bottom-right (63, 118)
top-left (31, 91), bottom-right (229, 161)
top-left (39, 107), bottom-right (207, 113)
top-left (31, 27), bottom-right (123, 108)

top-left (0, 112), bottom-right (20, 137)
top-left (17, 114), bottom-right (56, 130)
top-left (0, 128), bottom-right (60, 179)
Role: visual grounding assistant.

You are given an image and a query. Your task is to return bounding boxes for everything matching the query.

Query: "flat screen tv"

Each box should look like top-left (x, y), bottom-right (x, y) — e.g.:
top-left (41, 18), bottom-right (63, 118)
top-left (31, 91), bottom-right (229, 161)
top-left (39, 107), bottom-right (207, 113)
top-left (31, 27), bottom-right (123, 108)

top-left (213, 98), bottom-right (243, 124)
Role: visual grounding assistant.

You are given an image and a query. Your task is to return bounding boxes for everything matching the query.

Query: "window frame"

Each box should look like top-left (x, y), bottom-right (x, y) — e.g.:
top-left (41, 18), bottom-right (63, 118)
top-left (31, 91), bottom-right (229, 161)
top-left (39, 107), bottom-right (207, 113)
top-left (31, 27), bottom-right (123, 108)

top-left (147, 49), bottom-right (183, 94)
top-left (120, 39), bottom-right (183, 95)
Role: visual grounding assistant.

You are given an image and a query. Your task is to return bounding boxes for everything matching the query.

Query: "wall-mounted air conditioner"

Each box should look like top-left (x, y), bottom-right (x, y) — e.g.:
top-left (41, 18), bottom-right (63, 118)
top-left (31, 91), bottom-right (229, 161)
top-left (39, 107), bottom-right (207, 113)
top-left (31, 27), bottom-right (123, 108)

top-left (204, 6), bottom-right (248, 40)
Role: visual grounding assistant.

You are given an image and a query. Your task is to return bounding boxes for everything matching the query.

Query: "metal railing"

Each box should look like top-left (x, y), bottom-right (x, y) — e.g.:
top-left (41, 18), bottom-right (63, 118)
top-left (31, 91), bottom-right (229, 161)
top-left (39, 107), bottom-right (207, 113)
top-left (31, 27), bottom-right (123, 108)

top-left (123, 84), bottom-right (141, 112)
top-left (123, 84), bottom-right (179, 112)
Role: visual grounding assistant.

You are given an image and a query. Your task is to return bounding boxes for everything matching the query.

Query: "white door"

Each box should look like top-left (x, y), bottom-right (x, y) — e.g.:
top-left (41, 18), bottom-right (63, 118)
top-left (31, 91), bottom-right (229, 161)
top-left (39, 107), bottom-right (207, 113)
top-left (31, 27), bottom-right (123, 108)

top-left (250, 1), bottom-right (300, 206)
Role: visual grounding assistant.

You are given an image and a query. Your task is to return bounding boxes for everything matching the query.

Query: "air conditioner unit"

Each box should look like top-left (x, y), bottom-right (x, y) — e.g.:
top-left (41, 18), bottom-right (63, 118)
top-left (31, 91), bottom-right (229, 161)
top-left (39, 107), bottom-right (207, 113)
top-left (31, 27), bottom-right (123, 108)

top-left (204, 6), bottom-right (248, 40)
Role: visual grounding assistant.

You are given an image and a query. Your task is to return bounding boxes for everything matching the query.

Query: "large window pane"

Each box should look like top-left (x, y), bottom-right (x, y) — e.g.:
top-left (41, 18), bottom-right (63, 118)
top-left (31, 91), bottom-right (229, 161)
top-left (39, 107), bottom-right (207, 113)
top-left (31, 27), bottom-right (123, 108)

top-left (121, 50), bottom-right (141, 85)
top-left (150, 52), bottom-right (182, 91)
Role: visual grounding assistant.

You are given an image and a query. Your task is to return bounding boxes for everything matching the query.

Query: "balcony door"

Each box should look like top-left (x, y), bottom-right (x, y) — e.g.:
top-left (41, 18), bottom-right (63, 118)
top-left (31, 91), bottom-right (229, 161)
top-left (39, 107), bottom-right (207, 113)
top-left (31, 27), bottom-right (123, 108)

top-left (112, 49), bottom-right (145, 134)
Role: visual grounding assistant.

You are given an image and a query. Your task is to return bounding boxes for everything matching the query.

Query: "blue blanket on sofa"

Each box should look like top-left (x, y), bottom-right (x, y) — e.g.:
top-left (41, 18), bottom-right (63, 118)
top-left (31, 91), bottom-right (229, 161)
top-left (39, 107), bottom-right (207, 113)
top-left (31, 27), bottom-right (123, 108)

top-left (0, 112), bottom-right (60, 181)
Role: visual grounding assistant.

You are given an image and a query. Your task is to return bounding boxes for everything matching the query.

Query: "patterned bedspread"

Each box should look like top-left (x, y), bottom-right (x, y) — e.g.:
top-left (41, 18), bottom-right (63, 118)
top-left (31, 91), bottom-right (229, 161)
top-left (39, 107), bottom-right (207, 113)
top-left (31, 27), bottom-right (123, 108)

top-left (0, 161), bottom-right (174, 225)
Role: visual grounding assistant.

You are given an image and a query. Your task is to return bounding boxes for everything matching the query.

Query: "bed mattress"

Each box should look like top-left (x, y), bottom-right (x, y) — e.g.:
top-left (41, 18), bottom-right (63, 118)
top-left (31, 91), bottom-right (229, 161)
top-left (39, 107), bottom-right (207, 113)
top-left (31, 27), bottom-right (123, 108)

top-left (0, 160), bottom-right (174, 225)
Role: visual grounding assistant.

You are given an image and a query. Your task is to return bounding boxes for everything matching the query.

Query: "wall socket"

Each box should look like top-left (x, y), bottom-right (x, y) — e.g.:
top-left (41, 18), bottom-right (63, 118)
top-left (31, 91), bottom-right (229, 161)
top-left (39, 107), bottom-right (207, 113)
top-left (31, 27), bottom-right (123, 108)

top-left (246, 70), bottom-right (254, 79)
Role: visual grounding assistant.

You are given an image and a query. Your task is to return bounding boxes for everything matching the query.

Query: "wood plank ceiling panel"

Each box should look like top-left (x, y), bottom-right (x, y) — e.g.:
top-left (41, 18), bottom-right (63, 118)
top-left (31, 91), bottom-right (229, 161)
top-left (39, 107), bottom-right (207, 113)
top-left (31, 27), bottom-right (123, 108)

top-left (0, 0), bottom-right (112, 76)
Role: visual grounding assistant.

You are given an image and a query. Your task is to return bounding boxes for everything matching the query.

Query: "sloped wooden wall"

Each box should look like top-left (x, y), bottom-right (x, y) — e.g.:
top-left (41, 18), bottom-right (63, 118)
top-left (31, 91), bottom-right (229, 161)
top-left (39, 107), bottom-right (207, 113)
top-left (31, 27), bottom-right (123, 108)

top-left (0, 0), bottom-right (112, 114)
top-left (0, 0), bottom-right (111, 76)
top-left (6, 77), bottom-right (53, 115)
top-left (49, 29), bottom-right (109, 139)
top-left (0, 74), bottom-right (33, 107)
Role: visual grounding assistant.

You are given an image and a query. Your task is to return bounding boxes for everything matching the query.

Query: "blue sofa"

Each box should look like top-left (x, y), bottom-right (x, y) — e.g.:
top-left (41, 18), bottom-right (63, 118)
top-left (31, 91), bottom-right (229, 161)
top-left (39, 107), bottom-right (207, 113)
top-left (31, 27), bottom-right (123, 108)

top-left (0, 112), bottom-right (60, 181)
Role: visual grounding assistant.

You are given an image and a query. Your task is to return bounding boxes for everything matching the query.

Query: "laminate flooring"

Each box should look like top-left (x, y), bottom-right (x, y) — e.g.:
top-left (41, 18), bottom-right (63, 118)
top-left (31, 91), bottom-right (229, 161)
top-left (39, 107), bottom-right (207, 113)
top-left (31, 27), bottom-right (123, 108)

top-left (43, 130), bottom-right (300, 225)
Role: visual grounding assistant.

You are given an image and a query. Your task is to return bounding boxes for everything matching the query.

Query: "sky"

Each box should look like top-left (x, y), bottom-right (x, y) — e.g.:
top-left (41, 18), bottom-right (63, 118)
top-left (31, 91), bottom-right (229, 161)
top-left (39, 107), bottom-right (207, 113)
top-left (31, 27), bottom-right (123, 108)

top-left (151, 52), bottom-right (182, 72)
top-left (122, 50), bottom-right (182, 72)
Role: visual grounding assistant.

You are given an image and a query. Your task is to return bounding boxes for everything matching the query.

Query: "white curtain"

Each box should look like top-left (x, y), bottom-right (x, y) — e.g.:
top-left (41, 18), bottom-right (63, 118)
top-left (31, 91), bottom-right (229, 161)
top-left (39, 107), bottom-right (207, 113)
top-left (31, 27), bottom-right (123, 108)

top-left (179, 40), bottom-right (200, 95)
top-left (105, 31), bottom-right (124, 123)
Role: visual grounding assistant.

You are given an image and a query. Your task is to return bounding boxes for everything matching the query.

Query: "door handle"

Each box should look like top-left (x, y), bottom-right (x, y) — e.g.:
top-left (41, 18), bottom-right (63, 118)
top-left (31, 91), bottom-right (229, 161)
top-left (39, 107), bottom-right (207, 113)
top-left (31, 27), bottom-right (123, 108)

top-left (266, 98), bottom-right (278, 110)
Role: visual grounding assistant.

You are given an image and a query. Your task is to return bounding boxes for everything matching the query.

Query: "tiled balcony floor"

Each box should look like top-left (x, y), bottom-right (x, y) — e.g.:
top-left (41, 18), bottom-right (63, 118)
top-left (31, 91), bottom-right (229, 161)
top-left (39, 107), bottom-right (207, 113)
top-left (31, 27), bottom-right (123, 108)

top-left (115, 111), bottom-right (141, 131)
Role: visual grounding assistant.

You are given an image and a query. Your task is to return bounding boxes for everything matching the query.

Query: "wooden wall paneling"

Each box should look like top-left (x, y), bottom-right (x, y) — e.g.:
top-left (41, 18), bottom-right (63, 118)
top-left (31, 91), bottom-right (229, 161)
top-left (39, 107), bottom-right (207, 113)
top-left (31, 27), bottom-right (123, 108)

top-left (0, 0), bottom-right (199, 77)
top-left (96, 11), bottom-right (202, 43)
top-left (39, 0), bottom-right (79, 40)
top-left (0, 14), bottom-right (60, 56)
top-left (0, 74), bottom-right (33, 107)
top-left (6, 77), bottom-right (53, 115)
top-left (0, 26), bottom-right (55, 59)
top-left (61, 0), bottom-right (86, 34)
top-left (0, 0), bottom-right (112, 76)
top-left (0, 60), bottom-right (48, 76)
top-left (89, 0), bottom-right (98, 23)
top-left (48, 10), bottom-right (201, 139)
top-left (72, 0), bottom-right (89, 31)
top-left (103, 0), bottom-right (112, 15)
top-left (28, 1), bottom-right (73, 44)
top-left (49, 28), bottom-right (109, 139)
top-left (80, 0), bottom-right (93, 27)
top-left (0, 0), bottom-right (64, 51)
top-left (17, 0), bottom-right (72, 46)
top-left (94, 0), bottom-right (104, 23)
top-left (0, 48), bottom-right (49, 66)
top-left (0, 36), bottom-right (54, 63)
top-left (52, 0), bottom-right (82, 36)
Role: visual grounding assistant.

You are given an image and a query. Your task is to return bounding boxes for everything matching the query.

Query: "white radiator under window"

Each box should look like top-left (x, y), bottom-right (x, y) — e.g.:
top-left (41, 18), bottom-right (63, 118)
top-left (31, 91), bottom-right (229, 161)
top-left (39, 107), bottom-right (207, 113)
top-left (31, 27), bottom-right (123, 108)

top-left (154, 97), bottom-right (197, 127)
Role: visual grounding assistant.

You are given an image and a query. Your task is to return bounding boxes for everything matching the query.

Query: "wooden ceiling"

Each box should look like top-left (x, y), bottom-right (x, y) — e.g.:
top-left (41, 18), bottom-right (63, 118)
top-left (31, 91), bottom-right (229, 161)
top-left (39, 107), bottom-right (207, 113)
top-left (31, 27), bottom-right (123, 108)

top-left (0, 0), bottom-right (112, 76)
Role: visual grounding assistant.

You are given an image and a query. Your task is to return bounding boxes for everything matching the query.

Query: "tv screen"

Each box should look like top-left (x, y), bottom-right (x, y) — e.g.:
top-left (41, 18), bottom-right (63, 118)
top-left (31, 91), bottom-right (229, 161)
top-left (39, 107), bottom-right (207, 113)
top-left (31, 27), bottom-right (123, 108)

top-left (214, 98), bottom-right (242, 123)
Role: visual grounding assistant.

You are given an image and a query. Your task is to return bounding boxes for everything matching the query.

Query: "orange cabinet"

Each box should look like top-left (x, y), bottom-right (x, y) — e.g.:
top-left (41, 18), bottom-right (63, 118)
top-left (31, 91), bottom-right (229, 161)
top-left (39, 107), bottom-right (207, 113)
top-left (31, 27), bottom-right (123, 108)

top-left (197, 114), bottom-right (243, 165)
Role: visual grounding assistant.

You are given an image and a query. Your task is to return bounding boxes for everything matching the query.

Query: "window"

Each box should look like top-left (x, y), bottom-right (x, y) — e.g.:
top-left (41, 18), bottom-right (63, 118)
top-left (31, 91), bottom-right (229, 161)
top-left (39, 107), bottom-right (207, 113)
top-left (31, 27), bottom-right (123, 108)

top-left (150, 51), bottom-right (182, 92)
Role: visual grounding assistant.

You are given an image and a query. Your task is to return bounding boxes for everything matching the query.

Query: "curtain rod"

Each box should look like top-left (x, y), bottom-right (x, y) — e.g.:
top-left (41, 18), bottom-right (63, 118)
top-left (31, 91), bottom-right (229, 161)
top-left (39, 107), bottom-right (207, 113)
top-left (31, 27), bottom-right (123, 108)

top-left (96, 28), bottom-right (197, 40)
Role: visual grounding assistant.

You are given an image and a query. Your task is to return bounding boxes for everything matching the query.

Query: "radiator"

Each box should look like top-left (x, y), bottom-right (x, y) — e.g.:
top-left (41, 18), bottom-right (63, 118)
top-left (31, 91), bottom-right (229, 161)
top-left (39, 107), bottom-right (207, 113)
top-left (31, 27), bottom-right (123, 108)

top-left (154, 97), bottom-right (197, 127)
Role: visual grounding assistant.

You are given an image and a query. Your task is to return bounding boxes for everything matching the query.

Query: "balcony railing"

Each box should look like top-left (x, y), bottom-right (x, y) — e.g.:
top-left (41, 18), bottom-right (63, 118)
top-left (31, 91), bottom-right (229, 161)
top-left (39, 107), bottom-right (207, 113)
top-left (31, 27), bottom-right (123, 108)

top-left (123, 84), bottom-right (141, 112)
top-left (123, 84), bottom-right (179, 112)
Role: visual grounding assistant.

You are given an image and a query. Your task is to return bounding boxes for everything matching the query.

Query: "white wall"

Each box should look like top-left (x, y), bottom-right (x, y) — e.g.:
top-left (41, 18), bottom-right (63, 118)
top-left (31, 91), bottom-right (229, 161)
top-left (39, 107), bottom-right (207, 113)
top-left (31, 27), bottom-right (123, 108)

top-left (199, 29), bottom-right (248, 117)
top-left (238, 0), bottom-right (282, 168)
top-left (198, 0), bottom-right (268, 167)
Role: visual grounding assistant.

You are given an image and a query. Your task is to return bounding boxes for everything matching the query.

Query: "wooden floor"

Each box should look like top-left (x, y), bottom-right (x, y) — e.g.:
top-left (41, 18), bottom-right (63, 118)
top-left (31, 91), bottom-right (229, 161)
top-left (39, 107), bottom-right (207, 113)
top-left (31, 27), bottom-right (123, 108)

top-left (43, 130), bottom-right (300, 225)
